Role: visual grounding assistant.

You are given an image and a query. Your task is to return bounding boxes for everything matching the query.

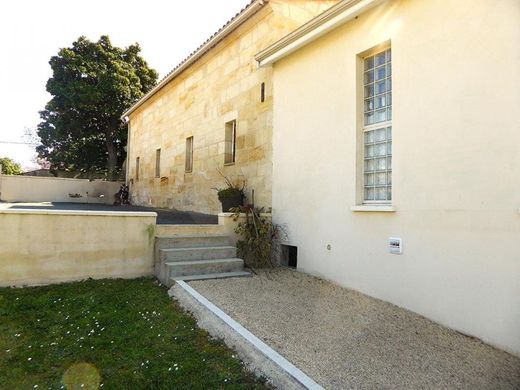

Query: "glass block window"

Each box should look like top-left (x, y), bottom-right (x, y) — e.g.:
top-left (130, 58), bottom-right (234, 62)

top-left (363, 48), bottom-right (392, 126)
top-left (363, 48), bottom-right (392, 202)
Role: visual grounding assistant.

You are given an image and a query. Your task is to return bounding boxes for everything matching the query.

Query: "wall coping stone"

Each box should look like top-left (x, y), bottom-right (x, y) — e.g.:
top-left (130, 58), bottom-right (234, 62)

top-left (218, 212), bottom-right (272, 218)
top-left (0, 209), bottom-right (157, 218)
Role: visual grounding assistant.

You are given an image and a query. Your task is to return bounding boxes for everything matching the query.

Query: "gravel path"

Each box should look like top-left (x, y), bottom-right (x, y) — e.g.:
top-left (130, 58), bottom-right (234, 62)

top-left (189, 268), bottom-right (520, 389)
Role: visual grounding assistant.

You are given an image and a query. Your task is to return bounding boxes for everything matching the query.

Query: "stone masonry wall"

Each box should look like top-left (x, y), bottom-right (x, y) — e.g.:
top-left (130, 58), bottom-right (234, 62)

top-left (127, 1), bottom-right (338, 214)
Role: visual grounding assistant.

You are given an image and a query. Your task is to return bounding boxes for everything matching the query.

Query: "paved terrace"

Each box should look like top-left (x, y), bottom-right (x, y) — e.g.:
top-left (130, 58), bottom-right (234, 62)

top-left (0, 202), bottom-right (217, 225)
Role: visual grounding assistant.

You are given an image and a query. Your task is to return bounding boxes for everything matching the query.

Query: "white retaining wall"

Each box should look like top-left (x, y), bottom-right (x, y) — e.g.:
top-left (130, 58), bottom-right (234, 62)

top-left (0, 175), bottom-right (122, 204)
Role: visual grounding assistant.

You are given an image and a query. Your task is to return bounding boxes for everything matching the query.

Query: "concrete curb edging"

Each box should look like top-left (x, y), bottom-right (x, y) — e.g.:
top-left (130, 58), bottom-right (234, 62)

top-left (169, 281), bottom-right (325, 390)
top-left (0, 208), bottom-right (157, 217)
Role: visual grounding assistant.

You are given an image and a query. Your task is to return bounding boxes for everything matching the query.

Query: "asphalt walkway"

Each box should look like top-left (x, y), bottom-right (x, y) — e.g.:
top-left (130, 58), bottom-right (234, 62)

top-left (0, 202), bottom-right (217, 225)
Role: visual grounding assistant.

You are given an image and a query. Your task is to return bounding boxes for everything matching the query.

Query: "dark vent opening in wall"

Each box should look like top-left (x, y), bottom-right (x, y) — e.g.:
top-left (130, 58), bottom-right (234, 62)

top-left (260, 82), bottom-right (265, 102)
top-left (281, 245), bottom-right (297, 268)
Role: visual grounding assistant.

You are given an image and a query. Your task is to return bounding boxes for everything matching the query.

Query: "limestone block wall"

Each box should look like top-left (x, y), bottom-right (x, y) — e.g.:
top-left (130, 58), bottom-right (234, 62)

top-left (127, 1), bottom-right (338, 214)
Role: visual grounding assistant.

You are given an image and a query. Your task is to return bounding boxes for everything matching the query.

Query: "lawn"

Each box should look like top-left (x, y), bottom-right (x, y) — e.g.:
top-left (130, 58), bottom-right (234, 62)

top-left (0, 278), bottom-right (269, 389)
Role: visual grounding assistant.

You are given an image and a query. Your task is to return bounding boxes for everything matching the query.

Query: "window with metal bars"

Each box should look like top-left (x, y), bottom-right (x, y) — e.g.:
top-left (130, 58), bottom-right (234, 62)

top-left (362, 47), bottom-right (392, 203)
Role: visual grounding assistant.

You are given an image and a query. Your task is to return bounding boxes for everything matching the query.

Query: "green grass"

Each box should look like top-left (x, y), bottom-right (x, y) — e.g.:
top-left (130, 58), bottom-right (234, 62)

top-left (0, 278), bottom-right (269, 390)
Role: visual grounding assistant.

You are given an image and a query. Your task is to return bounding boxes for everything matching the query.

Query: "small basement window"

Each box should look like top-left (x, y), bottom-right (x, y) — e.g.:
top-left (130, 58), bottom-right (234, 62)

top-left (281, 245), bottom-right (297, 268)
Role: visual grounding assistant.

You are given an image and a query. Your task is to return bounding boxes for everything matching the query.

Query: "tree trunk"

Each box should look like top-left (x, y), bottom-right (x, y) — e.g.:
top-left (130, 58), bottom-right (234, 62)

top-left (105, 133), bottom-right (117, 181)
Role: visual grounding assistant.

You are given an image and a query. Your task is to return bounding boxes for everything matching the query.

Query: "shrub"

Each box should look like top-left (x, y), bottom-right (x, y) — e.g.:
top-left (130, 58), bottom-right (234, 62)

top-left (0, 157), bottom-right (23, 175)
top-left (232, 206), bottom-right (286, 269)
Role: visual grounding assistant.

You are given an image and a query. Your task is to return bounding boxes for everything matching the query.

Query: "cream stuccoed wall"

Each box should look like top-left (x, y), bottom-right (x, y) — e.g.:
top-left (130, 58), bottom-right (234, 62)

top-left (127, 1), bottom-right (338, 215)
top-left (271, 0), bottom-right (520, 355)
top-left (0, 175), bottom-right (122, 204)
top-left (0, 209), bottom-right (156, 287)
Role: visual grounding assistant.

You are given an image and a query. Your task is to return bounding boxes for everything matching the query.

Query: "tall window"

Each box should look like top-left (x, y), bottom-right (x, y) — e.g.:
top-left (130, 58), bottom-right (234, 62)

top-left (155, 148), bottom-right (161, 178)
top-left (363, 47), bottom-right (392, 203)
top-left (135, 157), bottom-right (140, 181)
top-left (185, 137), bottom-right (193, 172)
top-left (260, 82), bottom-right (265, 102)
top-left (224, 120), bottom-right (236, 165)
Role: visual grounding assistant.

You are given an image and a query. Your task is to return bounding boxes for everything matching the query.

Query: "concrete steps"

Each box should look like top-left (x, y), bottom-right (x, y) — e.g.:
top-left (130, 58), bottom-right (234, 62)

top-left (166, 258), bottom-right (244, 277)
top-left (155, 224), bottom-right (224, 237)
top-left (170, 271), bottom-right (251, 282)
top-left (160, 246), bottom-right (237, 262)
top-left (157, 235), bottom-right (231, 249)
top-left (154, 229), bottom-right (249, 286)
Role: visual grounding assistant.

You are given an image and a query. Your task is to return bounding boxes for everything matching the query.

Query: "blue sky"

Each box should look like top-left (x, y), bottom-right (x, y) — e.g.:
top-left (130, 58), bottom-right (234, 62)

top-left (0, 0), bottom-right (250, 169)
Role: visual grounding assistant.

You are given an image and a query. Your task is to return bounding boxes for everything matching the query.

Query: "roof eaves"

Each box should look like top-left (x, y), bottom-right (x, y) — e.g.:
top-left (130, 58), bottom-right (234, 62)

top-left (255, 0), bottom-right (385, 67)
top-left (122, 0), bottom-right (268, 120)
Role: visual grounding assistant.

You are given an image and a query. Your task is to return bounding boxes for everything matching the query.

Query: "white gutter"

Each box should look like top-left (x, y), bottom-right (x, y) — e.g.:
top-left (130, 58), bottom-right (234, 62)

top-left (125, 121), bottom-right (131, 185)
top-left (255, 0), bottom-right (384, 67)
top-left (121, 0), bottom-right (267, 120)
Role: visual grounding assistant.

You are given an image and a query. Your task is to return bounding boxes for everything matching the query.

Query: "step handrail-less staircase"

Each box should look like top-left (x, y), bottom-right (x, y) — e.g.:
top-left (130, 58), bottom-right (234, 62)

top-left (155, 224), bottom-right (250, 286)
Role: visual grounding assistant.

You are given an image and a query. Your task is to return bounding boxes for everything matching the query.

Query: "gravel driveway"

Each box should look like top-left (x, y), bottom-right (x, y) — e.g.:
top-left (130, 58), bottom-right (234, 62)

top-left (189, 268), bottom-right (520, 389)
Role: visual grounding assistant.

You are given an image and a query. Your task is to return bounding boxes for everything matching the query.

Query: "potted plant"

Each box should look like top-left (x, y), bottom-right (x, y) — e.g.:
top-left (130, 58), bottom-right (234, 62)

top-left (214, 169), bottom-right (246, 212)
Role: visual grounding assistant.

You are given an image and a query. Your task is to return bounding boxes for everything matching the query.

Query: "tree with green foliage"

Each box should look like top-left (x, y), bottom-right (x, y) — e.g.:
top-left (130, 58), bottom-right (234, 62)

top-left (36, 36), bottom-right (158, 179)
top-left (0, 157), bottom-right (23, 175)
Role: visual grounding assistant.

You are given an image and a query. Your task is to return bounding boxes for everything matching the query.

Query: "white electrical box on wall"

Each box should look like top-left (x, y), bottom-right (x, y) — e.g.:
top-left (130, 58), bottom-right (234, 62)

top-left (389, 237), bottom-right (403, 254)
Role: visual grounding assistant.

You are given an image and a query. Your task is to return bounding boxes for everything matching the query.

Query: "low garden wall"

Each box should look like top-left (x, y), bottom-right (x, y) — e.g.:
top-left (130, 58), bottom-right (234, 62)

top-left (0, 174), bottom-right (122, 204)
top-left (0, 209), bottom-right (157, 287)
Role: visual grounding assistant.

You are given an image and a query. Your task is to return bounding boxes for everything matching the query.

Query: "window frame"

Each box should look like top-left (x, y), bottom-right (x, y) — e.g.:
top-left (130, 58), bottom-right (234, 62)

top-left (155, 148), bottom-right (161, 178)
top-left (358, 44), bottom-right (392, 205)
top-left (224, 120), bottom-right (237, 165)
top-left (185, 136), bottom-right (193, 173)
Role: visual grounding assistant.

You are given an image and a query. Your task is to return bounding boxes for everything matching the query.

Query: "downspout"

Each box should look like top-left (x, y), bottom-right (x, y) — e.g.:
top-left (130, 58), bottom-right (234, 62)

top-left (0, 163), bottom-right (3, 201)
top-left (123, 116), bottom-right (130, 186)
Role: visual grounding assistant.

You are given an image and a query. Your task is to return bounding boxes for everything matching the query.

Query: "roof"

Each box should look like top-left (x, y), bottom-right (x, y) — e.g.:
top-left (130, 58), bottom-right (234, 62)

top-left (255, 0), bottom-right (384, 67)
top-left (122, 0), bottom-right (268, 120)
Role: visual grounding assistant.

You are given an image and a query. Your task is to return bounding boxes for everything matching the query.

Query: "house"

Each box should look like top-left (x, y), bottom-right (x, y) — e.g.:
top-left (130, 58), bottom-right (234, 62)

top-left (122, 0), bottom-right (339, 214)
top-left (255, 0), bottom-right (520, 355)
top-left (22, 168), bottom-right (52, 177)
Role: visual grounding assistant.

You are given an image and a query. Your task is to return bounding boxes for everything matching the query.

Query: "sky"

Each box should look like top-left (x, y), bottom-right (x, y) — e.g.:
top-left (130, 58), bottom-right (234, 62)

top-left (0, 0), bottom-right (250, 170)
